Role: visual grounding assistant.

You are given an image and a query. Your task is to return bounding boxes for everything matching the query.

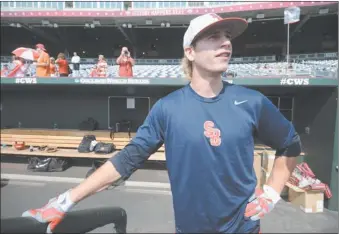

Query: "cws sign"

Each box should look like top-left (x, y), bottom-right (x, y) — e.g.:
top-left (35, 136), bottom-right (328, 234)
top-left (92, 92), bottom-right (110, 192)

top-left (280, 78), bottom-right (309, 86)
top-left (15, 78), bottom-right (37, 84)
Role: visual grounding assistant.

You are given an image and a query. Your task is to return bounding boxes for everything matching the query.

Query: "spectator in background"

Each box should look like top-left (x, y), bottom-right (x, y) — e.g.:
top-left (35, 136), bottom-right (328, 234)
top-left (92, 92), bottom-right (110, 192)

top-left (90, 64), bottom-right (98, 77)
top-left (55, 53), bottom-right (69, 77)
top-left (7, 57), bottom-right (29, 78)
top-left (71, 52), bottom-right (80, 77)
top-left (116, 47), bottom-right (134, 78)
top-left (1, 64), bottom-right (9, 77)
top-left (12, 55), bottom-right (20, 67)
top-left (97, 54), bottom-right (108, 77)
top-left (35, 43), bottom-right (50, 77)
top-left (50, 57), bottom-right (57, 77)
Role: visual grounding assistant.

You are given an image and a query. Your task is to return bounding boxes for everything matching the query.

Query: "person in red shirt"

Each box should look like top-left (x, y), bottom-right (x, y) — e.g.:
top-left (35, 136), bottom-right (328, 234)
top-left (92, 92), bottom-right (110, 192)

top-left (50, 57), bottom-right (57, 77)
top-left (97, 55), bottom-right (108, 78)
top-left (90, 64), bottom-right (98, 77)
top-left (7, 57), bottom-right (29, 78)
top-left (116, 47), bottom-right (135, 78)
top-left (12, 56), bottom-right (20, 66)
top-left (55, 53), bottom-right (69, 77)
top-left (1, 64), bottom-right (9, 77)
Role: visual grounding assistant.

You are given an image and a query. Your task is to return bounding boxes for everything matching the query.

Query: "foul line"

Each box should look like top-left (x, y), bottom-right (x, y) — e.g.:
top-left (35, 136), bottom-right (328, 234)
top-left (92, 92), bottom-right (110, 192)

top-left (1, 173), bottom-right (171, 189)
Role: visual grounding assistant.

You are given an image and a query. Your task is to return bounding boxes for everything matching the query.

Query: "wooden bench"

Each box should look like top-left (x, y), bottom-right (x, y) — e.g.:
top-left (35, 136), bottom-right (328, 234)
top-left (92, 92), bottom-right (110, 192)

top-left (0, 147), bottom-right (166, 161)
top-left (0, 128), bottom-right (166, 161)
top-left (0, 128), bottom-right (277, 162)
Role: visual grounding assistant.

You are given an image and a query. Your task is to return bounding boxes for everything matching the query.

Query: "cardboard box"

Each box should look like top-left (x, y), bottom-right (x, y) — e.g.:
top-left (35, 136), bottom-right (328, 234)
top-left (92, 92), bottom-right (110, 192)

top-left (260, 168), bottom-right (268, 185)
top-left (260, 168), bottom-right (289, 197)
top-left (253, 153), bottom-right (262, 188)
top-left (286, 182), bottom-right (324, 213)
top-left (262, 150), bottom-right (275, 174)
top-left (281, 185), bottom-right (289, 197)
top-left (259, 168), bottom-right (267, 188)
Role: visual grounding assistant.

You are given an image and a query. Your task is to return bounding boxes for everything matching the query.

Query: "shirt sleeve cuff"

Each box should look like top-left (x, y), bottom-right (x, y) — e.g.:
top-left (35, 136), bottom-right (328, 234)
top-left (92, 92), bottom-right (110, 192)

top-left (109, 152), bottom-right (130, 179)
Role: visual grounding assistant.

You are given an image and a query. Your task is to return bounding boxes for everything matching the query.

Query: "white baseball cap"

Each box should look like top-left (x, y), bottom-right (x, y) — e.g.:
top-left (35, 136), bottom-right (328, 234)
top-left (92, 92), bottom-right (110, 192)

top-left (183, 13), bottom-right (248, 48)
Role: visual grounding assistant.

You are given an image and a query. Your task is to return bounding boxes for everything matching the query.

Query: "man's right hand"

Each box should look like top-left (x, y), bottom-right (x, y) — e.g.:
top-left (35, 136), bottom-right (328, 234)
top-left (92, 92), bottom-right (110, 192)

top-left (22, 190), bottom-right (75, 233)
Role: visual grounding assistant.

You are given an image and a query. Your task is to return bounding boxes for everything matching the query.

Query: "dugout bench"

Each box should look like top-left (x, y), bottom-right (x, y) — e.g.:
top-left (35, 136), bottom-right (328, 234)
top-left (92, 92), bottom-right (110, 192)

top-left (0, 128), bottom-right (165, 161)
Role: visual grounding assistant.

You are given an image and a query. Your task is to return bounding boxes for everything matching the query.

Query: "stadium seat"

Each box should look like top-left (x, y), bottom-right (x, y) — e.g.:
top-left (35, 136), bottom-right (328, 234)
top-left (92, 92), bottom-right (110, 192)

top-left (1, 59), bottom-right (337, 79)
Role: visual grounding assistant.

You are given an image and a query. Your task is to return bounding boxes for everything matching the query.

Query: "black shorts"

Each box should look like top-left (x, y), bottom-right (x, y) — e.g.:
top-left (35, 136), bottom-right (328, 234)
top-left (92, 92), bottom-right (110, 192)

top-left (73, 63), bottom-right (80, 70)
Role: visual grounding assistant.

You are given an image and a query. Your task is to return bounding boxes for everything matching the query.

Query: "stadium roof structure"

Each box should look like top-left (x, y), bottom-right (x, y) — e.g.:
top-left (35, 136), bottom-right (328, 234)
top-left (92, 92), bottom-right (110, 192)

top-left (1, 1), bottom-right (337, 28)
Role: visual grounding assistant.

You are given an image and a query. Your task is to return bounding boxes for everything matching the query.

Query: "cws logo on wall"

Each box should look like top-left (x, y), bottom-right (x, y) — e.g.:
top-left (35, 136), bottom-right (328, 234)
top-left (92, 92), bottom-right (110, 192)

top-left (15, 78), bottom-right (37, 84)
top-left (280, 78), bottom-right (309, 86)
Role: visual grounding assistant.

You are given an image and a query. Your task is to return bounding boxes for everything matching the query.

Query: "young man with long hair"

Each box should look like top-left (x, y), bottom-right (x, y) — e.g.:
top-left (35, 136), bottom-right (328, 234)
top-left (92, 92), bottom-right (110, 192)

top-left (23, 13), bottom-right (301, 233)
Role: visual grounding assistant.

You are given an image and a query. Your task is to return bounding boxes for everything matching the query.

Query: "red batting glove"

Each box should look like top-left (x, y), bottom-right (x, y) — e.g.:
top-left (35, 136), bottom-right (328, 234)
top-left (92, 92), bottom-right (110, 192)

top-left (245, 185), bottom-right (281, 221)
top-left (22, 190), bottom-right (75, 233)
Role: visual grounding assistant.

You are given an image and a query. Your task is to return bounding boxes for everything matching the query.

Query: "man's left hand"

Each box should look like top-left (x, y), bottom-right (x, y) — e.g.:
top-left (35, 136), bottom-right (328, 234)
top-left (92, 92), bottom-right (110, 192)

top-left (245, 185), bottom-right (281, 221)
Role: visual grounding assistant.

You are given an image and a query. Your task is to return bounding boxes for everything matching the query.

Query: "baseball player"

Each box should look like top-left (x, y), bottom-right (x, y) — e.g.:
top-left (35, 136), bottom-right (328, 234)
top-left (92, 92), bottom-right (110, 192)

top-left (22, 13), bottom-right (301, 233)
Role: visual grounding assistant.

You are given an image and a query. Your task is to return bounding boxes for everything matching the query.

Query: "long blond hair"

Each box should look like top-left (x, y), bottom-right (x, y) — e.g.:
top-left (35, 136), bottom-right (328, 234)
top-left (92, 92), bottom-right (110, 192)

top-left (181, 40), bottom-right (197, 81)
top-left (57, 53), bottom-right (65, 60)
top-left (181, 55), bottom-right (193, 80)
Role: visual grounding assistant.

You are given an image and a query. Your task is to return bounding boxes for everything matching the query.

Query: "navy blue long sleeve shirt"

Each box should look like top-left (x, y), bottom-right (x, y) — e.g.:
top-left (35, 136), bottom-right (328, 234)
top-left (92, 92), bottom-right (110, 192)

top-left (110, 81), bottom-right (296, 233)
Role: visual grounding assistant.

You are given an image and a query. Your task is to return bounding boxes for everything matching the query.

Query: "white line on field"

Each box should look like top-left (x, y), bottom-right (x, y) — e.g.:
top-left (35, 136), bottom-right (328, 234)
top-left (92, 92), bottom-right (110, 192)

top-left (117, 187), bottom-right (172, 196)
top-left (1, 173), bottom-right (171, 189)
top-left (125, 181), bottom-right (170, 189)
top-left (2, 180), bottom-right (46, 187)
top-left (1, 173), bottom-right (84, 184)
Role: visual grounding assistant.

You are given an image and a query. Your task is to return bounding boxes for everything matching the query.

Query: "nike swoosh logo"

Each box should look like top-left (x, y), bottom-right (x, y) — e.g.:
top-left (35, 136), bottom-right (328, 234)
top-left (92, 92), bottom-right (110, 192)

top-left (234, 100), bottom-right (248, 105)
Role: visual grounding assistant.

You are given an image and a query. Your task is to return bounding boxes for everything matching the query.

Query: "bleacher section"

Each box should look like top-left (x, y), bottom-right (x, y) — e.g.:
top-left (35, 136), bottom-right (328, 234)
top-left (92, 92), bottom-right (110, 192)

top-left (228, 61), bottom-right (337, 78)
top-left (2, 52), bottom-right (337, 78)
top-left (1, 60), bottom-right (337, 79)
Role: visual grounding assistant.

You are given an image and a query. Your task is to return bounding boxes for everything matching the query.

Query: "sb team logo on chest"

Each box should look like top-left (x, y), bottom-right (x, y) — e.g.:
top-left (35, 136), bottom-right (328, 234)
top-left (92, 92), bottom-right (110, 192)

top-left (204, 121), bottom-right (221, 147)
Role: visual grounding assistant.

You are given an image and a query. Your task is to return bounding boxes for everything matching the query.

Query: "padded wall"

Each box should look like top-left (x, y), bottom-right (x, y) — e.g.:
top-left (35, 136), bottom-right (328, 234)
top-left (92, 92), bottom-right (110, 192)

top-left (0, 85), bottom-right (176, 131)
top-left (293, 87), bottom-right (337, 209)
